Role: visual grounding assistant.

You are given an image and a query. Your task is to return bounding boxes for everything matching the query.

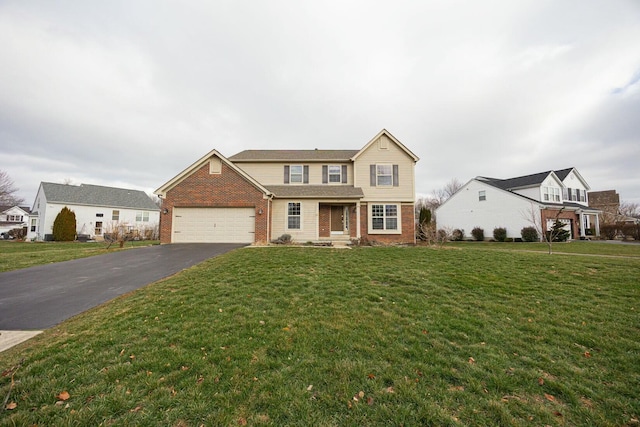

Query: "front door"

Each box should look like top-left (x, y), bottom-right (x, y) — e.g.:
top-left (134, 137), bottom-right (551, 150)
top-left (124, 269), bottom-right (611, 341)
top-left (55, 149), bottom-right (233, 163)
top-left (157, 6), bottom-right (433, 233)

top-left (331, 206), bottom-right (344, 233)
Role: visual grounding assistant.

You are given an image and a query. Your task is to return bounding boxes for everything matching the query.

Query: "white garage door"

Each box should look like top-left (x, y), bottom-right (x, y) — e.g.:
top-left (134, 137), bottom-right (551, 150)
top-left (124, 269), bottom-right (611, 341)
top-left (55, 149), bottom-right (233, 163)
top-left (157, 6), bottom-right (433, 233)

top-left (173, 207), bottom-right (255, 243)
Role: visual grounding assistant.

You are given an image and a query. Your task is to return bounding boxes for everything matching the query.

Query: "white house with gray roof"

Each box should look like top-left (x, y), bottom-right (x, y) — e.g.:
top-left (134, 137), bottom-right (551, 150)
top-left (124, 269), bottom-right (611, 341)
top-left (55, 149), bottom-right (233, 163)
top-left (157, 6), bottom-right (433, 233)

top-left (436, 168), bottom-right (601, 241)
top-left (30, 182), bottom-right (160, 241)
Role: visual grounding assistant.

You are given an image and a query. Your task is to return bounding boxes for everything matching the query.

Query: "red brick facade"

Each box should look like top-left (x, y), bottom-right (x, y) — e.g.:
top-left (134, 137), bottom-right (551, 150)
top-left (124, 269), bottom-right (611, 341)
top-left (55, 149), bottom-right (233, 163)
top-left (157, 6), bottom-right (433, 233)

top-left (540, 209), bottom-right (579, 239)
top-left (359, 203), bottom-right (415, 244)
top-left (159, 162), bottom-right (270, 244)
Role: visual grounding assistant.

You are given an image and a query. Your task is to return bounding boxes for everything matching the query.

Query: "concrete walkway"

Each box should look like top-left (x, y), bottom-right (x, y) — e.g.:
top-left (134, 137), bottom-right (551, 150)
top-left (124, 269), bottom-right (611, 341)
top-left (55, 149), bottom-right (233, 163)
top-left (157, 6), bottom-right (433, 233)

top-left (0, 330), bottom-right (42, 352)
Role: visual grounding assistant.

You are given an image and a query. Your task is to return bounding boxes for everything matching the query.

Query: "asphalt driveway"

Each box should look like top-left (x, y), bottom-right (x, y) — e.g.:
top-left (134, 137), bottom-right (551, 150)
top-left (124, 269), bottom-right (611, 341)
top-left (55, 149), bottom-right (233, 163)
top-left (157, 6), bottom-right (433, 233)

top-left (0, 243), bottom-right (245, 330)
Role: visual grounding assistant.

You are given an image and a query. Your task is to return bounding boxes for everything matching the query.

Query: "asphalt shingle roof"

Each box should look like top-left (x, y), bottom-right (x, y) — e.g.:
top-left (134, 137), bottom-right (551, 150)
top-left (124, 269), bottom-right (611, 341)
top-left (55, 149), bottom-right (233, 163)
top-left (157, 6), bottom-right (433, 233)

top-left (41, 182), bottom-right (159, 210)
top-left (265, 185), bottom-right (364, 199)
top-left (229, 150), bottom-right (360, 162)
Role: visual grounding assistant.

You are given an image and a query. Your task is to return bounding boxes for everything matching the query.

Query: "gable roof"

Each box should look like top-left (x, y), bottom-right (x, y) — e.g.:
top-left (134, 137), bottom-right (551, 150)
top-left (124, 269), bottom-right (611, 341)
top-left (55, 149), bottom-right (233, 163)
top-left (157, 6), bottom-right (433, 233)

top-left (229, 150), bottom-right (359, 162)
top-left (351, 129), bottom-right (419, 162)
top-left (478, 168), bottom-right (586, 191)
top-left (155, 149), bottom-right (271, 197)
top-left (478, 171), bottom-right (557, 190)
top-left (1, 206), bottom-right (31, 215)
top-left (41, 182), bottom-right (159, 211)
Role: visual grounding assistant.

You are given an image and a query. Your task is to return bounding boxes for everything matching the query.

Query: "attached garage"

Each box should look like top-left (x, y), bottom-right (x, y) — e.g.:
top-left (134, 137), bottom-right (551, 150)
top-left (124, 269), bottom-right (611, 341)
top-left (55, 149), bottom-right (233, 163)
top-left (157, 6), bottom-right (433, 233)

top-left (172, 207), bottom-right (255, 243)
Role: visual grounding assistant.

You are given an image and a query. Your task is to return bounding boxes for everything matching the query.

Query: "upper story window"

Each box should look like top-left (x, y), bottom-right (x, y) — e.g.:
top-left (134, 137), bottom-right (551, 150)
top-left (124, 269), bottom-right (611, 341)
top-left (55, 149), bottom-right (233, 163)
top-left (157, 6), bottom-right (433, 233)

top-left (329, 165), bottom-right (341, 183)
top-left (7, 215), bottom-right (23, 222)
top-left (479, 190), bottom-right (486, 201)
top-left (370, 164), bottom-right (399, 187)
top-left (112, 210), bottom-right (120, 221)
top-left (136, 211), bottom-right (150, 222)
top-left (543, 186), bottom-right (561, 202)
top-left (322, 165), bottom-right (347, 184)
top-left (284, 165), bottom-right (309, 184)
top-left (290, 165), bottom-right (303, 183)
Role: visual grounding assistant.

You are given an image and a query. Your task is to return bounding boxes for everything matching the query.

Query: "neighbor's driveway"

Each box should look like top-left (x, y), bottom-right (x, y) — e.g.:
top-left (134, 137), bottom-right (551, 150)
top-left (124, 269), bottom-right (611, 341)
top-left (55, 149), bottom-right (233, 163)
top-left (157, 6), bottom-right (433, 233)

top-left (0, 243), bottom-right (245, 329)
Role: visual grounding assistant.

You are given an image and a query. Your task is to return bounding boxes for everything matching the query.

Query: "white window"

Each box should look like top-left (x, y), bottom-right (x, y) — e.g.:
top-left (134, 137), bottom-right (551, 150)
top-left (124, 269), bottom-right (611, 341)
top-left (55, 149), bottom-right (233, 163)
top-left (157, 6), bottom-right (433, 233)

top-left (543, 187), bottom-right (560, 202)
top-left (371, 204), bottom-right (398, 231)
top-left (112, 210), bottom-right (120, 221)
top-left (290, 165), bottom-right (303, 183)
top-left (479, 190), bottom-right (486, 201)
top-left (287, 202), bottom-right (301, 230)
top-left (136, 211), bottom-right (150, 222)
top-left (30, 218), bottom-right (37, 232)
top-left (328, 165), bottom-right (342, 183)
top-left (376, 165), bottom-right (393, 186)
top-left (7, 215), bottom-right (23, 222)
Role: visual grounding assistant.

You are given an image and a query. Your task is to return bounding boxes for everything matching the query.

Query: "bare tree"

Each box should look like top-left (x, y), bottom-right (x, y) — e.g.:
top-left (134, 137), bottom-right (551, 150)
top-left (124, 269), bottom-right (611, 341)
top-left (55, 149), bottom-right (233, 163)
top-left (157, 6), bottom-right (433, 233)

top-left (0, 170), bottom-right (25, 206)
top-left (619, 201), bottom-right (640, 219)
top-left (418, 178), bottom-right (464, 213)
top-left (521, 202), bottom-right (567, 254)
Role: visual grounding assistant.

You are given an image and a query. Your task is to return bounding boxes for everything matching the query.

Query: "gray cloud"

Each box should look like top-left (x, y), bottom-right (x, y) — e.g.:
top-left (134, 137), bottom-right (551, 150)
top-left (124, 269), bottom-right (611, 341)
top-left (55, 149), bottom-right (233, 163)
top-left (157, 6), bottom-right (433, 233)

top-left (1, 0), bottom-right (639, 204)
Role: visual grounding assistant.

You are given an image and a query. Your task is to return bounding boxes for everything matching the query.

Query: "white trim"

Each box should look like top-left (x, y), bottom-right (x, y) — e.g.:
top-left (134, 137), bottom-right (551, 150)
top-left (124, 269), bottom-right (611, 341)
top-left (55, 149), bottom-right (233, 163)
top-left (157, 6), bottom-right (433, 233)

top-left (286, 201), bottom-right (302, 231)
top-left (368, 202), bottom-right (401, 235)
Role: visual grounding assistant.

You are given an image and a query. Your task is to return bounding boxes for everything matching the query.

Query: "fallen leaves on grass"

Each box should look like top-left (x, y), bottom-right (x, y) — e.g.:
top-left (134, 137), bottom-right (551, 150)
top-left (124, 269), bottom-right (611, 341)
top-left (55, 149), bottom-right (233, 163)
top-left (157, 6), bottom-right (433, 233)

top-left (5, 401), bottom-right (17, 410)
top-left (57, 391), bottom-right (70, 401)
top-left (468, 357), bottom-right (476, 364)
top-left (544, 393), bottom-right (556, 402)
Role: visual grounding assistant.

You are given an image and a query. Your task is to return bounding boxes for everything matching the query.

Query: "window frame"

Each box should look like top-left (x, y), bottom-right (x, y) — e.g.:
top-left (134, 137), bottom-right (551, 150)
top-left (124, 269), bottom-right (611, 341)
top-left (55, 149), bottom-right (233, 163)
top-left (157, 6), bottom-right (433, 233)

top-left (369, 203), bottom-right (401, 234)
top-left (328, 165), bottom-right (342, 183)
top-left (286, 202), bottom-right (302, 230)
top-left (289, 165), bottom-right (304, 184)
top-left (112, 210), bottom-right (120, 221)
top-left (376, 164), bottom-right (393, 186)
top-left (136, 211), bottom-right (150, 222)
top-left (479, 190), bottom-right (486, 201)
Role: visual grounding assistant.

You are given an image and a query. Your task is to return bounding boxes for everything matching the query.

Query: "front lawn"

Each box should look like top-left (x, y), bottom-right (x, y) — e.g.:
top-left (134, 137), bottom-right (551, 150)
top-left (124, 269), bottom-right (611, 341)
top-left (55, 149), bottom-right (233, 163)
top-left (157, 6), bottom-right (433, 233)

top-left (0, 240), bottom-right (159, 272)
top-left (1, 246), bottom-right (638, 426)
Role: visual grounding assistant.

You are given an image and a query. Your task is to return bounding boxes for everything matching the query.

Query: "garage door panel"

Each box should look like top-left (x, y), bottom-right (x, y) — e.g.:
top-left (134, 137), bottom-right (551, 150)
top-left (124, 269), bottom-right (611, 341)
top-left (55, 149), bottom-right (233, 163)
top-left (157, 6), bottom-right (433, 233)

top-left (173, 208), bottom-right (255, 243)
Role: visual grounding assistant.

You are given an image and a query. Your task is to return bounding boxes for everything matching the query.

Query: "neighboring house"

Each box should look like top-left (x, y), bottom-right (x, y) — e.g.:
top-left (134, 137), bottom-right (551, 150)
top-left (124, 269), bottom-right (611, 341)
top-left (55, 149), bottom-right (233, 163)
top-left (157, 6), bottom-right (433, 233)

top-left (154, 129), bottom-right (419, 245)
top-left (0, 205), bottom-right (32, 239)
top-left (31, 182), bottom-right (160, 241)
top-left (436, 168), bottom-right (601, 240)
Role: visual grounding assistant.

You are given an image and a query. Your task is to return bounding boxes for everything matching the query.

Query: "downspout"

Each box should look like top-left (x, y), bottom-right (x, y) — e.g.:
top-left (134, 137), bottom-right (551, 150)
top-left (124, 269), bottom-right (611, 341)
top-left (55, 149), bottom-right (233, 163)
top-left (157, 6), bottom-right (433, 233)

top-left (267, 194), bottom-right (273, 244)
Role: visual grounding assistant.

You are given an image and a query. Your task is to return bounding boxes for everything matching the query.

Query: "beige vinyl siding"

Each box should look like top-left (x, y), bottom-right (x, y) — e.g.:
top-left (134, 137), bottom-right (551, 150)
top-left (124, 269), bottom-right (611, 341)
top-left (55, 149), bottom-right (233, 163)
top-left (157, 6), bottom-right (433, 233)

top-left (354, 135), bottom-right (415, 201)
top-left (271, 199), bottom-right (319, 241)
top-left (235, 162), bottom-right (353, 186)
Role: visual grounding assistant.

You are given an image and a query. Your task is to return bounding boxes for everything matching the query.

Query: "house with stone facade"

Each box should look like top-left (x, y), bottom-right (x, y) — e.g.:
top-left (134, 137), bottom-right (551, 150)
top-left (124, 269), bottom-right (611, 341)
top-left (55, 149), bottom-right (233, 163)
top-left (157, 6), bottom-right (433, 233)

top-left (436, 168), bottom-right (601, 240)
top-left (154, 129), bottom-right (419, 245)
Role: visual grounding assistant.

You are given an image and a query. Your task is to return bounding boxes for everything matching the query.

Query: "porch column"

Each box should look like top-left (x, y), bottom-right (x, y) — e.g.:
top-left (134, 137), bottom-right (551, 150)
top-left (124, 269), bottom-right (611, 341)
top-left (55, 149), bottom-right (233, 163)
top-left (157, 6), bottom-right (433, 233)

top-left (594, 213), bottom-right (600, 237)
top-left (356, 201), bottom-right (361, 239)
top-left (579, 211), bottom-right (586, 238)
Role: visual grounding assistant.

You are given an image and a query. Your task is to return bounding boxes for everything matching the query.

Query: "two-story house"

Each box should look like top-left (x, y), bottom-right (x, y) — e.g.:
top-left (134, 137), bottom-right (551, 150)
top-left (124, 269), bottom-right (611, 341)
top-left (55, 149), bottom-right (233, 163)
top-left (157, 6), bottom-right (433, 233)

top-left (154, 129), bottom-right (419, 245)
top-left (31, 182), bottom-right (160, 241)
top-left (0, 205), bottom-right (32, 239)
top-left (435, 168), bottom-right (601, 240)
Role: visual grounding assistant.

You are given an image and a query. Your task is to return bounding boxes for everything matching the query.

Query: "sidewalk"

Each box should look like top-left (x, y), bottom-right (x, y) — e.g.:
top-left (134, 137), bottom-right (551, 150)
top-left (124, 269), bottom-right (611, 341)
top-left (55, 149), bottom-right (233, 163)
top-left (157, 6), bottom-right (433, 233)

top-left (0, 330), bottom-right (42, 353)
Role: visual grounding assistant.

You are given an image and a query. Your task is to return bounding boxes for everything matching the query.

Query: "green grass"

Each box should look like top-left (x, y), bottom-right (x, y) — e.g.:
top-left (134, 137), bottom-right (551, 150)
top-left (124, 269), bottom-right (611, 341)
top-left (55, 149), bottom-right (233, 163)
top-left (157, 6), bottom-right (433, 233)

top-left (0, 240), bottom-right (160, 272)
top-left (1, 246), bottom-right (638, 426)
top-left (447, 240), bottom-right (640, 257)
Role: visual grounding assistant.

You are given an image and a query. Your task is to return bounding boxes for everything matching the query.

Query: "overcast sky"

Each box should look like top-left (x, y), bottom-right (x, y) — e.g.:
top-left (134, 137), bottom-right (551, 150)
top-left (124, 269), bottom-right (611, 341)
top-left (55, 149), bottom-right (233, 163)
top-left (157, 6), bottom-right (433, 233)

top-left (1, 0), bottom-right (639, 206)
